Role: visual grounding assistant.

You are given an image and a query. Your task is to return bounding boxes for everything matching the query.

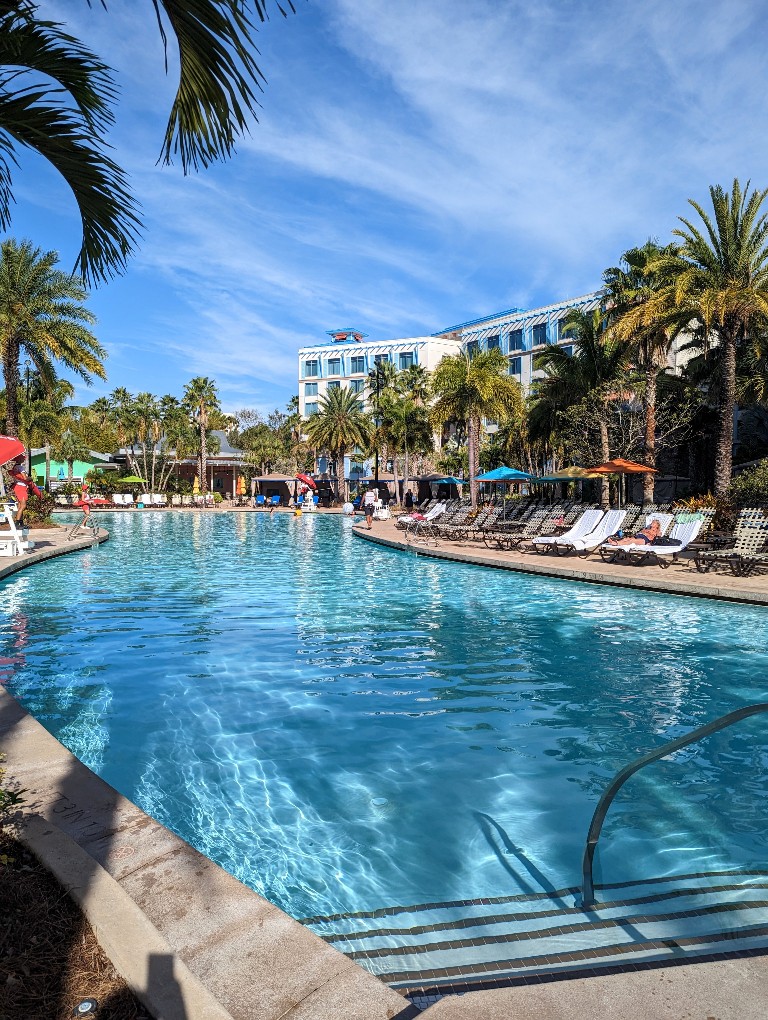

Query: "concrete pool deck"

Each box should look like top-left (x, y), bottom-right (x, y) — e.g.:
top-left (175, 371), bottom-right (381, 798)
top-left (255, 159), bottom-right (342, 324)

top-left (1, 513), bottom-right (767, 1018)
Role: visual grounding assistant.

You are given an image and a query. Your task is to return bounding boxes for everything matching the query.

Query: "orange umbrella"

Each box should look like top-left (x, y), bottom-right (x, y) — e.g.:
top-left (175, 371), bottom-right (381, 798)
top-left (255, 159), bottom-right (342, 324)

top-left (587, 458), bottom-right (657, 474)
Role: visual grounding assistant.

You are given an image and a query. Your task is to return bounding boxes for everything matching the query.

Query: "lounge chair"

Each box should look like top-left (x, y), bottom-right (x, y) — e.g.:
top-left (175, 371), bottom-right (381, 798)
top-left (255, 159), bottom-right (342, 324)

top-left (552, 509), bottom-right (627, 556)
top-left (151, 493), bottom-right (167, 506)
top-left (530, 508), bottom-right (604, 554)
top-left (171, 494), bottom-right (182, 506)
top-left (405, 502), bottom-right (448, 544)
top-left (599, 517), bottom-right (704, 568)
top-left (694, 511), bottom-right (768, 577)
top-left (0, 503), bottom-right (34, 557)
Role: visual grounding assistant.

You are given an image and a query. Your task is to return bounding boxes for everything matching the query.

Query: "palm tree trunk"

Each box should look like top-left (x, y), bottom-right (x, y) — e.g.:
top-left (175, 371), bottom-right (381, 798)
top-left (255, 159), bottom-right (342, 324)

top-left (599, 417), bottom-right (610, 507)
top-left (3, 334), bottom-right (20, 436)
top-left (642, 365), bottom-right (658, 504)
top-left (44, 445), bottom-right (51, 491)
top-left (337, 446), bottom-right (346, 503)
top-left (468, 415), bottom-right (480, 506)
top-left (714, 333), bottom-right (737, 496)
top-left (200, 422), bottom-right (208, 493)
top-left (404, 448), bottom-right (410, 503)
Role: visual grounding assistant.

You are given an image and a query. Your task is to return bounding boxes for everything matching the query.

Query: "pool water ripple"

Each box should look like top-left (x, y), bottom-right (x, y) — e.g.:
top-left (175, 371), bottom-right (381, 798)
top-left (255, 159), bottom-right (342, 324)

top-left (3, 511), bottom-right (768, 927)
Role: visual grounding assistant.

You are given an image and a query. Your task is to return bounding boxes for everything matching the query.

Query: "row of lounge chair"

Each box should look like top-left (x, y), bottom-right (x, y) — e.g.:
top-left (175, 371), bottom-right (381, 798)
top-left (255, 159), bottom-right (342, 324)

top-left (395, 498), bottom-right (768, 573)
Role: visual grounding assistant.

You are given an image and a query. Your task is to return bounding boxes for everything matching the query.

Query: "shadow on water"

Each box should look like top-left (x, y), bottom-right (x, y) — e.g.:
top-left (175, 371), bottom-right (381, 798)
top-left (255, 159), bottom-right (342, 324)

top-left (474, 810), bottom-right (566, 899)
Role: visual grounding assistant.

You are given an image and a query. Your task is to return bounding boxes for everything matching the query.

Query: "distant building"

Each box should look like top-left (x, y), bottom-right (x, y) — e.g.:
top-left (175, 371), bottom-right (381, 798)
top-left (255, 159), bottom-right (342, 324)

top-left (297, 328), bottom-right (461, 419)
top-left (434, 292), bottom-right (601, 392)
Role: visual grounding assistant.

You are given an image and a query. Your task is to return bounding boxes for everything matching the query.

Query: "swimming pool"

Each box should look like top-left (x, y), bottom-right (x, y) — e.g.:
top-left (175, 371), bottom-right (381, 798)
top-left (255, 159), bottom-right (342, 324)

top-left (4, 512), bottom-right (768, 993)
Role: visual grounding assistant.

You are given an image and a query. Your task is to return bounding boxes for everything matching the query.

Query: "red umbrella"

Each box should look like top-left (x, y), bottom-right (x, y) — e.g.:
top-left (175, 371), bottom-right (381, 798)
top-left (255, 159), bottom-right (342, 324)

top-left (0, 436), bottom-right (25, 467)
top-left (296, 473), bottom-right (317, 490)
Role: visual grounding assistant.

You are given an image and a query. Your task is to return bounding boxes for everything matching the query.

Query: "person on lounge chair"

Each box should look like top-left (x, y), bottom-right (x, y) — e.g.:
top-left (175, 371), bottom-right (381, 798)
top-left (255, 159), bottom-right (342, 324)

top-left (607, 519), bottom-right (662, 546)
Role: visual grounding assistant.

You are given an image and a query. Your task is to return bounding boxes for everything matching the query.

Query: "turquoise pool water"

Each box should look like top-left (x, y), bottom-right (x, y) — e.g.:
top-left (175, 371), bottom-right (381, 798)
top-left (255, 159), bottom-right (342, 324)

top-left (3, 511), bottom-right (768, 922)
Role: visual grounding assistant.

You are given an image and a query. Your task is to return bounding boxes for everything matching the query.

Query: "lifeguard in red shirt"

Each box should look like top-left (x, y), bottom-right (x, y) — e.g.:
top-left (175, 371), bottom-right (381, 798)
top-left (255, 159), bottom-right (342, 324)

top-left (8, 455), bottom-right (41, 525)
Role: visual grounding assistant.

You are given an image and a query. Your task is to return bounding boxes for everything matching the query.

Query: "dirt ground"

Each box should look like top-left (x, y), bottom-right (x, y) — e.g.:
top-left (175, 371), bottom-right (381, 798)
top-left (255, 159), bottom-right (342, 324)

top-left (0, 831), bottom-right (152, 1019)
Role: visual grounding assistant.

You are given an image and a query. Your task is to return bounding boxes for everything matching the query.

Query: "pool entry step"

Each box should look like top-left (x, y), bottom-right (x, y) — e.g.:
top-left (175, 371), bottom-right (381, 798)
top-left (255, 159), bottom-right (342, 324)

top-left (301, 869), bottom-right (768, 1008)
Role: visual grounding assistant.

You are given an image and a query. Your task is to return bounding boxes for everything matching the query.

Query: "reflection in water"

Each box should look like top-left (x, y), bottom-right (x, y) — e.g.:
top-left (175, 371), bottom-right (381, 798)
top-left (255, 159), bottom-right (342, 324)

top-left (3, 511), bottom-right (768, 919)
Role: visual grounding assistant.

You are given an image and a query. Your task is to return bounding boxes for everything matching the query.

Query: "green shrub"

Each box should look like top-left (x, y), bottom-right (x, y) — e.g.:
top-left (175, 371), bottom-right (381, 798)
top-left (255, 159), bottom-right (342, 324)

top-left (213, 491), bottom-right (223, 503)
top-left (25, 492), bottom-right (56, 525)
top-left (726, 458), bottom-right (768, 508)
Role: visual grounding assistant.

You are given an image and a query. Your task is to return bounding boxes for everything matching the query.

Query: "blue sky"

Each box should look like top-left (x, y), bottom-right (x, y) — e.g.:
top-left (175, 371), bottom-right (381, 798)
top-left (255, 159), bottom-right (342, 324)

top-left (9, 0), bottom-right (765, 414)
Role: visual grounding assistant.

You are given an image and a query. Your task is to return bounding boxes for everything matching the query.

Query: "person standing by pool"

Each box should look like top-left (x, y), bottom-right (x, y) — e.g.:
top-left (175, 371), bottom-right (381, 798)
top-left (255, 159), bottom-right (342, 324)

top-left (404, 489), bottom-right (414, 510)
top-left (362, 488), bottom-right (377, 529)
top-left (7, 455), bottom-right (41, 525)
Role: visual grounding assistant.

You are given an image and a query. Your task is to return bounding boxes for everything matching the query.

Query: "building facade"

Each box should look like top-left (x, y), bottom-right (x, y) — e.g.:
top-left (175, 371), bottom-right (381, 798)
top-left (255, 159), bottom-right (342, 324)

top-left (434, 292), bottom-right (601, 391)
top-left (297, 328), bottom-right (462, 419)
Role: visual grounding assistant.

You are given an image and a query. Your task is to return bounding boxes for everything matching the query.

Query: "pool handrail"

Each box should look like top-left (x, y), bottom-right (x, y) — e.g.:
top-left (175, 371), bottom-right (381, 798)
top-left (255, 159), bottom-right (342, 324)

top-left (580, 701), bottom-right (768, 908)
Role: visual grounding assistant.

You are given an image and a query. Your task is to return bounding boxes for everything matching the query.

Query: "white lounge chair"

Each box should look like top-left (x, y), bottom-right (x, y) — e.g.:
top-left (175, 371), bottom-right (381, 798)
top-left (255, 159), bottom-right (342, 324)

top-left (600, 517), bottom-right (704, 568)
top-left (151, 493), bottom-right (167, 506)
top-left (530, 508), bottom-right (604, 554)
top-left (0, 503), bottom-right (34, 557)
top-left (171, 494), bottom-right (182, 506)
top-left (553, 509), bottom-right (627, 556)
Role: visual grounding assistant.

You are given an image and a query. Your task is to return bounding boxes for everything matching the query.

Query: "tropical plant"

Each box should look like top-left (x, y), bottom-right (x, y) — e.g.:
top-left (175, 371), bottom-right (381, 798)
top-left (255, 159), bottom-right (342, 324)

top-left (1, 2), bottom-right (296, 282)
top-left (303, 386), bottom-right (372, 502)
top-left (0, 239), bottom-right (105, 437)
top-left (183, 377), bottom-right (220, 493)
top-left (430, 348), bottom-right (524, 505)
top-left (638, 180), bottom-right (768, 495)
top-left (51, 427), bottom-right (89, 480)
top-left (603, 240), bottom-right (681, 502)
top-left (530, 308), bottom-right (629, 506)
top-left (726, 458), bottom-right (768, 507)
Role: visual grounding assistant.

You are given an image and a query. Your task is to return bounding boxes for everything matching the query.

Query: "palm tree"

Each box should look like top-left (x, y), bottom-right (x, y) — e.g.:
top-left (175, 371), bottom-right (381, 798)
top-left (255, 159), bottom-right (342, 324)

top-left (303, 386), bottom-right (372, 503)
top-left (603, 241), bottom-right (681, 502)
top-left (531, 308), bottom-right (628, 506)
top-left (52, 427), bottom-right (89, 481)
top-left (0, 239), bottom-right (105, 437)
top-left (183, 376), bottom-right (220, 493)
top-left (641, 180), bottom-right (768, 494)
top-left (1, 1), bottom-right (295, 283)
top-left (430, 348), bottom-right (524, 505)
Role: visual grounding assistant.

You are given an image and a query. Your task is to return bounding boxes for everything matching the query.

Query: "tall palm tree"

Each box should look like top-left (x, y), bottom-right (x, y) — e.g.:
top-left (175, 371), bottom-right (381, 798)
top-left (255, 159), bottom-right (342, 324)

top-left (531, 308), bottom-right (628, 506)
top-left (0, 239), bottom-right (105, 437)
top-left (646, 181), bottom-right (768, 495)
top-left (430, 348), bottom-right (524, 505)
top-left (303, 386), bottom-right (372, 503)
top-left (52, 426), bottom-right (89, 481)
top-left (1, 1), bottom-right (295, 283)
top-left (603, 241), bottom-right (681, 502)
top-left (183, 376), bottom-right (220, 493)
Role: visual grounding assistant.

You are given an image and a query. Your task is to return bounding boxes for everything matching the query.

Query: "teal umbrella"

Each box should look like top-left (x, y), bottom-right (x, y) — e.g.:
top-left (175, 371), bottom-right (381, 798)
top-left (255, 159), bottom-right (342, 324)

top-left (476, 466), bottom-right (534, 481)
top-left (433, 476), bottom-right (464, 485)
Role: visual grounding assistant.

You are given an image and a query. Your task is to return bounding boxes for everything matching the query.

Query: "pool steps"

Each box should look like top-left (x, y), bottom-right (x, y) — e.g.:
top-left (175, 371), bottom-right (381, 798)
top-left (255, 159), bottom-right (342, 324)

top-left (302, 870), bottom-right (768, 1001)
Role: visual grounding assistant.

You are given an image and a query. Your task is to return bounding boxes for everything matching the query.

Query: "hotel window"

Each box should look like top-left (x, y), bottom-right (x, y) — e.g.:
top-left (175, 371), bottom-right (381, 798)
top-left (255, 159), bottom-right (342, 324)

top-left (399, 351), bottom-right (414, 370)
top-left (350, 379), bottom-right (365, 394)
top-left (327, 380), bottom-right (340, 390)
top-left (532, 323), bottom-right (547, 345)
top-left (466, 340), bottom-right (478, 359)
top-left (558, 318), bottom-right (575, 340)
top-left (374, 353), bottom-right (390, 364)
top-left (509, 329), bottom-right (524, 351)
top-left (304, 382), bottom-right (318, 397)
top-left (351, 356), bottom-right (365, 373)
top-left (305, 402), bottom-right (318, 415)
top-left (562, 345), bottom-right (574, 357)
top-left (328, 357), bottom-right (341, 376)
top-left (487, 335), bottom-right (500, 350)
top-left (509, 357), bottom-right (522, 376)
top-left (304, 359), bottom-right (319, 377)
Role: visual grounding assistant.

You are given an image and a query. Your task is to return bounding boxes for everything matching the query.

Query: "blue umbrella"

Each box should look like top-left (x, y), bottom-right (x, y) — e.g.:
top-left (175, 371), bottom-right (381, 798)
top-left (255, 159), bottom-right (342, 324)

top-left (432, 476), bottom-right (464, 485)
top-left (475, 466), bottom-right (534, 481)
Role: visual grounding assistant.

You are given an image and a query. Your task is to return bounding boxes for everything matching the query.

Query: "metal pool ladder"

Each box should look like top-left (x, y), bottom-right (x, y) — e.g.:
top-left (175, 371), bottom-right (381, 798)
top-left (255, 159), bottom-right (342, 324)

top-left (580, 701), bottom-right (768, 908)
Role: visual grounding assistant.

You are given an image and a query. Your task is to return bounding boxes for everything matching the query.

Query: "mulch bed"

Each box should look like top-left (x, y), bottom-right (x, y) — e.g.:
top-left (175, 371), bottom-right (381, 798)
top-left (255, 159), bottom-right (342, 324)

top-left (0, 831), bottom-right (152, 1019)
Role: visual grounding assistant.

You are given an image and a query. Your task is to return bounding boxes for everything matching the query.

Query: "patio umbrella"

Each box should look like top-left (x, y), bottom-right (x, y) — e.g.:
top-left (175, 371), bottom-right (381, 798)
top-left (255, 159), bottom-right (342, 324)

top-left (237, 475), bottom-right (247, 496)
top-left (0, 436), bottom-right (25, 467)
top-left (192, 475), bottom-right (200, 496)
top-left (587, 458), bottom-right (658, 507)
top-left (475, 466), bottom-right (534, 518)
top-left (120, 475), bottom-right (147, 484)
top-left (432, 476), bottom-right (464, 485)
